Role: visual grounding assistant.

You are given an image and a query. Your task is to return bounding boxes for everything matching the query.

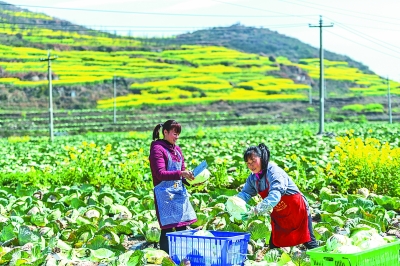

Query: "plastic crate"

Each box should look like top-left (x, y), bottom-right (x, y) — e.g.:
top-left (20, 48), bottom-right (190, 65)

top-left (307, 240), bottom-right (400, 266)
top-left (167, 230), bottom-right (251, 266)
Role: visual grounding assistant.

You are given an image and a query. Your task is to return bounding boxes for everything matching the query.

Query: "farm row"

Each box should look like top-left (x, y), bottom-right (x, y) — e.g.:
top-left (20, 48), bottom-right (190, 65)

top-left (0, 122), bottom-right (399, 264)
top-left (1, 122), bottom-right (399, 195)
top-left (1, 98), bottom-right (400, 137)
top-left (1, 43), bottom-right (400, 110)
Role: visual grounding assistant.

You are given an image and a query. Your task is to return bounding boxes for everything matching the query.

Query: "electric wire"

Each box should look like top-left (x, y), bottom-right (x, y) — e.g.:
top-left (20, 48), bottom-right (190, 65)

top-left (0, 20), bottom-right (307, 35)
top-left (287, 0), bottom-right (400, 22)
top-left (209, 0), bottom-right (316, 20)
top-left (332, 23), bottom-right (400, 32)
top-left (0, 20), bottom-right (307, 30)
top-left (326, 17), bottom-right (400, 52)
top-left (325, 29), bottom-right (400, 61)
top-left (280, 0), bottom-right (400, 26)
top-left (2, 1), bottom-right (400, 71)
top-left (0, 2), bottom-right (302, 18)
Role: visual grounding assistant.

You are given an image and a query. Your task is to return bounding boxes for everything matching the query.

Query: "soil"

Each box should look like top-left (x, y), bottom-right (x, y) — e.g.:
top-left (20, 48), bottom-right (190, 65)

top-left (145, 95), bottom-right (400, 124)
top-left (0, 95), bottom-right (398, 137)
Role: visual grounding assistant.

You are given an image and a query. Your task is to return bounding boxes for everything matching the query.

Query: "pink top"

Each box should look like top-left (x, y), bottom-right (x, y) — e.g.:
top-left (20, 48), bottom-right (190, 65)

top-left (149, 139), bottom-right (196, 229)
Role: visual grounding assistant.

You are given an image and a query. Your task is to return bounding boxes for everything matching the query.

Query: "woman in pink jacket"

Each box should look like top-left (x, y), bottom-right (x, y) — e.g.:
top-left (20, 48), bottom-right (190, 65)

top-left (149, 119), bottom-right (197, 253)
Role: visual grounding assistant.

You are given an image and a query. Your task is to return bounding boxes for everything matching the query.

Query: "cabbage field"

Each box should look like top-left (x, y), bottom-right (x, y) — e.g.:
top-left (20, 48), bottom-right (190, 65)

top-left (0, 122), bottom-right (399, 265)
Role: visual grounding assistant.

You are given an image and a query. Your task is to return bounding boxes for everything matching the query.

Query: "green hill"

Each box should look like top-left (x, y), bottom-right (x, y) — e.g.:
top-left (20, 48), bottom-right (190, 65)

top-left (0, 2), bottom-right (399, 136)
top-left (147, 23), bottom-right (372, 74)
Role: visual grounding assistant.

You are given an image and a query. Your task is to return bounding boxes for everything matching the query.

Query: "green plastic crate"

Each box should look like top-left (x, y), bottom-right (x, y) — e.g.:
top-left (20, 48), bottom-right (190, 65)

top-left (307, 240), bottom-right (400, 266)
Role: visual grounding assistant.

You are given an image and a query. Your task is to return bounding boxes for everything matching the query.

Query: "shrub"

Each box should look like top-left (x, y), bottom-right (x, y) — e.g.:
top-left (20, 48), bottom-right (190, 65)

top-left (327, 133), bottom-right (400, 196)
top-left (342, 104), bottom-right (364, 112)
top-left (364, 103), bottom-right (384, 113)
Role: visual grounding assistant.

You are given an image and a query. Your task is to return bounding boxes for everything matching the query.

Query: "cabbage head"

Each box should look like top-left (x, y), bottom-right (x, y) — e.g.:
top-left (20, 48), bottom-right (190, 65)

top-left (335, 245), bottom-right (362, 254)
top-left (326, 234), bottom-right (352, 251)
top-left (263, 248), bottom-right (281, 262)
top-left (321, 200), bottom-right (342, 213)
top-left (193, 229), bottom-right (214, 237)
top-left (350, 228), bottom-right (386, 249)
top-left (225, 196), bottom-right (247, 221)
top-left (187, 169), bottom-right (211, 185)
top-left (143, 248), bottom-right (168, 264)
top-left (244, 260), bottom-right (275, 266)
top-left (144, 221), bottom-right (161, 243)
top-left (350, 230), bottom-right (373, 247)
top-left (357, 232), bottom-right (386, 250)
top-left (247, 220), bottom-right (270, 241)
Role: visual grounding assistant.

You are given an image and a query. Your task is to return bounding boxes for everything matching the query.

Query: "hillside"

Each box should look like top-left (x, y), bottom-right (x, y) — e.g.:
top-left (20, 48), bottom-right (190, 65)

top-left (0, 2), bottom-right (370, 72)
top-left (0, 1), bottom-right (117, 47)
top-left (0, 2), bottom-right (399, 136)
top-left (148, 23), bottom-right (373, 74)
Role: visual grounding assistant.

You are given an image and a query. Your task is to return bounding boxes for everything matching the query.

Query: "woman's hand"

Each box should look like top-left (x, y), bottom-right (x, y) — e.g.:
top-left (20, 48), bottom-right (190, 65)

top-left (181, 170), bottom-right (195, 181)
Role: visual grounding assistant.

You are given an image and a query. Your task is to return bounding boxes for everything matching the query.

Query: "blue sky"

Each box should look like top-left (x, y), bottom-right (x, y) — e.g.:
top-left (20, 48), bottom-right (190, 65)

top-left (10, 0), bottom-right (400, 82)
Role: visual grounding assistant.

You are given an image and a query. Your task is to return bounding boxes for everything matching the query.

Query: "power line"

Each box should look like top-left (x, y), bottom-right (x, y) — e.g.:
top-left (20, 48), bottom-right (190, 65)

top-left (329, 20), bottom-right (400, 54)
top-left (289, 0), bottom-right (400, 22)
top-left (210, 0), bottom-right (316, 20)
top-left (280, 0), bottom-right (400, 26)
top-left (1, 15), bottom-right (400, 35)
top-left (0, 21), bottom-right (307, 37)
top-left (0, 20), bottom-right (307, 30)
top-left (325, 29), bottom-right (400, 61)
top-left (3, 2), bottom-right (400, 70)
top-left (0, 2), bottom-right (299, 18)
top-left (334, 23), bottom-right (400, 32)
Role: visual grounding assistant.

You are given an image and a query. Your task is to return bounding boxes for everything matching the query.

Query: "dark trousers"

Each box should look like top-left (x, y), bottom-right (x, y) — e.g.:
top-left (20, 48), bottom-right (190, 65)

top-left (160, 226), bottom-right (187, 254)
top-left (269, 214), bottom-right (319, 249)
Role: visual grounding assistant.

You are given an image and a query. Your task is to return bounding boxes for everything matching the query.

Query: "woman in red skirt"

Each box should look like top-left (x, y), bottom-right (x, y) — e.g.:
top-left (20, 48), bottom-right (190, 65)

top-left (237, 143), bottom-right (318, 249)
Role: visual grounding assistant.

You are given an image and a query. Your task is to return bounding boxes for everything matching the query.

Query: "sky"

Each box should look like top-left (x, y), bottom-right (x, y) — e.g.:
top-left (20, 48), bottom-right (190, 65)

top-left (8, 0), bottom-right (400, 82)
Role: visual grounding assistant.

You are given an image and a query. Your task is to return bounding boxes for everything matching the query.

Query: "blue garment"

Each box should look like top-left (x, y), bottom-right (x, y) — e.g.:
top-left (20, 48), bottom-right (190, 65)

top-left (237, 161), bottom-right (306, 209)
top-left (153, 148), bottom-right (196, 227)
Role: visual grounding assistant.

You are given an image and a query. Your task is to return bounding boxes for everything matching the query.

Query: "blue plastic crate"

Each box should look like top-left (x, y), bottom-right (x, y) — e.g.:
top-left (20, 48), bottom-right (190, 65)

top-left (167, 230), bottom-right (251, 266)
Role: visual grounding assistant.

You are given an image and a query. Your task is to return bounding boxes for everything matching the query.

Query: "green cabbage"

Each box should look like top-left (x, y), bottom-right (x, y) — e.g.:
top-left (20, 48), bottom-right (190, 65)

top-left (358, 239), bottom-right (384, 250)
top-left (225, 196), bottom-right (247, 221)
top-left (321, 200), bottom-right (342, 213)
top-left (326, 234), bottom-right (352, 251)
top-left (335, 245), bottom-right (362, 254)
top-left (350, 230), bottom-right (374, 247)
top-left (143, 248), bottom-right (168, 264)
top-left (248, 220), bottom-right (270, 241)
top-left (144, 221), bottom-right (161, 243)
top-left (350, 228), bottom-right (386, 249)
top-left (327, 229), bottom-right (389, 254)
top-left (244, 261), bottom-right (275, 265)
top-left (315, 226), bottom-right (332, 241)
top-left (187, 169), bottom-right (211, 185)
top-left (193, 229), bottom-right (214, 237)
top-left (263, 249), bottom-right (280, 262)
top-left (357, 232), bottom-right (386, 250)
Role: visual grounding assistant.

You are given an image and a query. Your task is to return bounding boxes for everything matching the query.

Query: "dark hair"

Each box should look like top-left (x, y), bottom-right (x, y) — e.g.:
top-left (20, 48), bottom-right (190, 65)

top-left (152, 119), bottom-right (182, 140)
top-left (243, 143), bottom-right (271, 172)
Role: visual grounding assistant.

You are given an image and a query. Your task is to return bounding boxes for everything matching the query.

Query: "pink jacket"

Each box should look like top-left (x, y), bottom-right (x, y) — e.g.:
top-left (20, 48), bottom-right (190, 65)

top-left (149, 139), bottom-right (187, 187)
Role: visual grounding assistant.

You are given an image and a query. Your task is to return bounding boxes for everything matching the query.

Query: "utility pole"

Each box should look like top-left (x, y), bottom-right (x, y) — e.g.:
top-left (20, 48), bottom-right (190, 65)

top-left (113, 75), bottom-right (117, 123)
top-left (40, 50), bottom-right (57, 142)
top-left (309, 16), bottom-right (333, 135)
top-left (387, 77), bottom-right (392, 124)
